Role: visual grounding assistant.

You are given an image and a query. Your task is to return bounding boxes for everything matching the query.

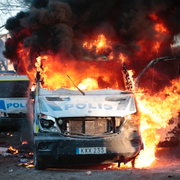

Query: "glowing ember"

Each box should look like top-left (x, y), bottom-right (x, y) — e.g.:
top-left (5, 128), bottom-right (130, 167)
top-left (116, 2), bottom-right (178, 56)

top-left (29, 152), bottom-right (34, 156)
top-left (22, 141), bottom-right (28, 145)
top-left (18, 160), bottom-right (34, 168)
top-left (8, 146), bottom-right (18, 154)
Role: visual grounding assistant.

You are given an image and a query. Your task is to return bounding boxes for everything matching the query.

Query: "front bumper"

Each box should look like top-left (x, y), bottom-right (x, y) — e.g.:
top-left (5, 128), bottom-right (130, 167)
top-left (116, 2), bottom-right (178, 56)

top-left (0, 117), bottom-right (28, 131)
top-left (34, 132), bottom-right (143, 167)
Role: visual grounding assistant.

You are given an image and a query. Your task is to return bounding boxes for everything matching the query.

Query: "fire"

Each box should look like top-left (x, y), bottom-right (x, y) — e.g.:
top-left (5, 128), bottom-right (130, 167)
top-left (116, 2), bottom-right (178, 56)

top-left (3, 0), bottom-right (180, 171)
top-left (120, 78), bottom-right (180, 169)
top-left (5, 29), bottom-right (175, 169)
top-left (155, 24), bottom-right (169, 34)
top-left (119, 53), bottom-right (127, 63)
top-left (83, 34), bottom-right (111, 53)
top-left (32, 54), bottom-right (121, 90)
top-left (102, 77), bottom-right (180, 169)
top-left (30, 35), bottom-right (130, 91)
top-left (31, 85), bottom-right (36, 91)
top-left (22, 141), bottom-right (28, 145)
top-left (76, 78), bottom-right (98, 90)
top-left (31, 34), bottom-right (179, 169)
top-left (153, 42), bottom-right (161, 53)
top-left (127, 70), bottom-right (135, 90)
top-left (8, 146), bottom-right (18, 154)
top-left (149, 14), bottom-right (158, 21)
top-left (18, 160), bottom-right (34, 168)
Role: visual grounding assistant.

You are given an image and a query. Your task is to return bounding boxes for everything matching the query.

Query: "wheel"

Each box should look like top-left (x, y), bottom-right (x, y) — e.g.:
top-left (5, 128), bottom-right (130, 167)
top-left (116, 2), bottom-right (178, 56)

top-left (34, 148), bottom-right (46, 170)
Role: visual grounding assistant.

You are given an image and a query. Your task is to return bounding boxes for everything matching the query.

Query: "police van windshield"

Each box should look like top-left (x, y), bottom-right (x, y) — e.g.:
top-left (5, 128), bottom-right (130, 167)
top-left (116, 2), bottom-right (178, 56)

top-left (63, 61), bottom-right (126, 91)
top-left (0, 80), bottom-right (29, 98)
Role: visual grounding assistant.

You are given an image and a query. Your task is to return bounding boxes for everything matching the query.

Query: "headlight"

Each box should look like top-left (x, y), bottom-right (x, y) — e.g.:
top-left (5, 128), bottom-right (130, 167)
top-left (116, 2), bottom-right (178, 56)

top-left (39, 114), bottom-right (58, 132)
top-left (40, 119), bottom-right (54, 128)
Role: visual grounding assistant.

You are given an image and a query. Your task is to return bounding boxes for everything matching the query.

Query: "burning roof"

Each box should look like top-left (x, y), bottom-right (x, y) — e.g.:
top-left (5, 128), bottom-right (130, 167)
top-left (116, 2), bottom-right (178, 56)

top-left (3, 0), bottom-right (180, 90)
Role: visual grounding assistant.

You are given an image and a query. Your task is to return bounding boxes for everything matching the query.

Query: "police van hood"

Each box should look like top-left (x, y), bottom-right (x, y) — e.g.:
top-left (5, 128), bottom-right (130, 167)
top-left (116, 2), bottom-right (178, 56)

top-left (38, 88), bottom-right (136, 118)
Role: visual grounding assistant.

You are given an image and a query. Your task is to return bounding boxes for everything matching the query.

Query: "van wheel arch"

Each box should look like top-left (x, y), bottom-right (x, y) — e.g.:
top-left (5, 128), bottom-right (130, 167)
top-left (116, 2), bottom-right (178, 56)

top-left (34, 147), bottom-right (46, 170)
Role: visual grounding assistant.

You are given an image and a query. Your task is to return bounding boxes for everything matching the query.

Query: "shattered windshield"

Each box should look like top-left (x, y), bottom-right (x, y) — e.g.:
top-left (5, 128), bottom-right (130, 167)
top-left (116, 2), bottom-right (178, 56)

top-left (39, 60), bottom-right (126, 91)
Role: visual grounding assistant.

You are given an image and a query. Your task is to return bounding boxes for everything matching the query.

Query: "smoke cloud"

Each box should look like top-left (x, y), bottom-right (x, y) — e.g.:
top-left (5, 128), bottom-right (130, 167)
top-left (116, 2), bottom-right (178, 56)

top-left (3, 0), bottom-right (180, 81)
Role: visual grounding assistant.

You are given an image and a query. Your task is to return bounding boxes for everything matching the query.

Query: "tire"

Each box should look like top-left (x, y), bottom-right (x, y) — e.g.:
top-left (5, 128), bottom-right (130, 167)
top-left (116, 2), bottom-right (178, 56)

top-left (34, 148), bottom-right (46, 170)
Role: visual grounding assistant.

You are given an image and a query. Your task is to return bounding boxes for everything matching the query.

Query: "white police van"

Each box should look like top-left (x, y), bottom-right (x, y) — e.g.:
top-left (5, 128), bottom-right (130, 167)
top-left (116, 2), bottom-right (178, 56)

top-left (33, 56), bottom-right (180, 170)
top-left (0, 72), bottom-right (29, 128)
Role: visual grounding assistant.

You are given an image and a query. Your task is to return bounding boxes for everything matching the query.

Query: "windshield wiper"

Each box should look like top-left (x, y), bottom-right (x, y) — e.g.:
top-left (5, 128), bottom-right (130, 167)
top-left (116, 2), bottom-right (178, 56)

top-left (67, 75), bottom-right (85, 96)
top-left (120, 91), bottom-right (148, 94)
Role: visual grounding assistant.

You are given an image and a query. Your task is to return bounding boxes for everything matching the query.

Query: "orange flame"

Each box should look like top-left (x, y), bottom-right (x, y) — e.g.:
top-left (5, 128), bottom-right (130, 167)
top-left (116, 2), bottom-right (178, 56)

top-left (83, 34), bottom-right (111, 53)
top-left (33, 54), bottom-right (121, 90)
top-left (8, 146), bottom-right (18, 154)
top-left (22, 141), bottom-right (28, 145)
top-left (76, 78), bottom-right (98, 90)
top-left (123, 78), bottom-right (180, 168)
top-left (149, 13), bottom-right (158, 21)
top-left (127, 70), bottom-right (135, 90)
top-left (105, 78), bottom-right (180, 169)
top-left (155, 24), bottom-right (169, 34)
top-left (119, 53), bottom-right (127, 63)
top-left (20, 33), bottom-right (177, 169)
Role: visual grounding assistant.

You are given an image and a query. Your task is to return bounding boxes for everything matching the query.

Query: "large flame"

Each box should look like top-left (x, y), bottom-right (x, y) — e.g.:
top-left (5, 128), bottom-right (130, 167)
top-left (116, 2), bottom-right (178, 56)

top-left (32, 22), bottom-right (178, 168)
top-left (83, 34), bottom-right (111, 53)
top-left (134, 78), bottom-right (180, 168)
top-left (7, 13), bottom-right (179, 168)
top-left (74, 78), bottom-right (98, 90)
top-left (33, 55), bottom-right (121, 90)
top-left (111, 78), bottom-right (180, 169)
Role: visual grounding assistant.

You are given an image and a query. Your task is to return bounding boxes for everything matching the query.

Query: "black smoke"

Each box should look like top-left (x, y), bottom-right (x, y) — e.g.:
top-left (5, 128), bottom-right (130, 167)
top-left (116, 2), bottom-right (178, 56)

top-left (3, 0), bottom-right (180, 77)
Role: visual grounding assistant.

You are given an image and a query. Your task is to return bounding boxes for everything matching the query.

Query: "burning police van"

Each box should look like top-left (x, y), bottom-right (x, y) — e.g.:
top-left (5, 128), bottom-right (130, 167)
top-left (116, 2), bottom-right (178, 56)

top-left (33, 65), bottom-right (144, 170)
top-left (31, 56), bottom-right (180, 170)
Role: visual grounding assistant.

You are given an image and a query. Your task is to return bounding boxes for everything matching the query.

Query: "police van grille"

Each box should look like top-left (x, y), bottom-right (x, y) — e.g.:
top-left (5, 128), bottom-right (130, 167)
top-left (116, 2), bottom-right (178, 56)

top-left (56, 117), bottom-right (112, 135)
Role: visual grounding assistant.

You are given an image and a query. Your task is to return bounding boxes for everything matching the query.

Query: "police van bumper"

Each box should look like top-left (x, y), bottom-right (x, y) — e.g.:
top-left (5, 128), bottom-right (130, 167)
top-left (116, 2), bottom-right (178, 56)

top-left (0, 115), bottom-right (27, 130)
top-left (34, 132), bottom-right (143, 167)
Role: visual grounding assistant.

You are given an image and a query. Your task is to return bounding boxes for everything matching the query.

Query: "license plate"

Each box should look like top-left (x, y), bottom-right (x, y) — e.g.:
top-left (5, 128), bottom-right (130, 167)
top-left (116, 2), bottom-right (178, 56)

top-left (76, 147), bottom-right (106, 154)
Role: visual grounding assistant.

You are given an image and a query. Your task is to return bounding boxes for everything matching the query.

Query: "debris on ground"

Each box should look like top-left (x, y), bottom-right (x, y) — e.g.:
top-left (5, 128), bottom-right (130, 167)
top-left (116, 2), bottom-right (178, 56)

top-left (0, 145), bottom-right (34, 169)
top-left (85, 171), bottom-right (91, 175)
top-left (9, 169), bottom-right (13, 172)
top-left (18, 160), bottom-right (34, 168)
